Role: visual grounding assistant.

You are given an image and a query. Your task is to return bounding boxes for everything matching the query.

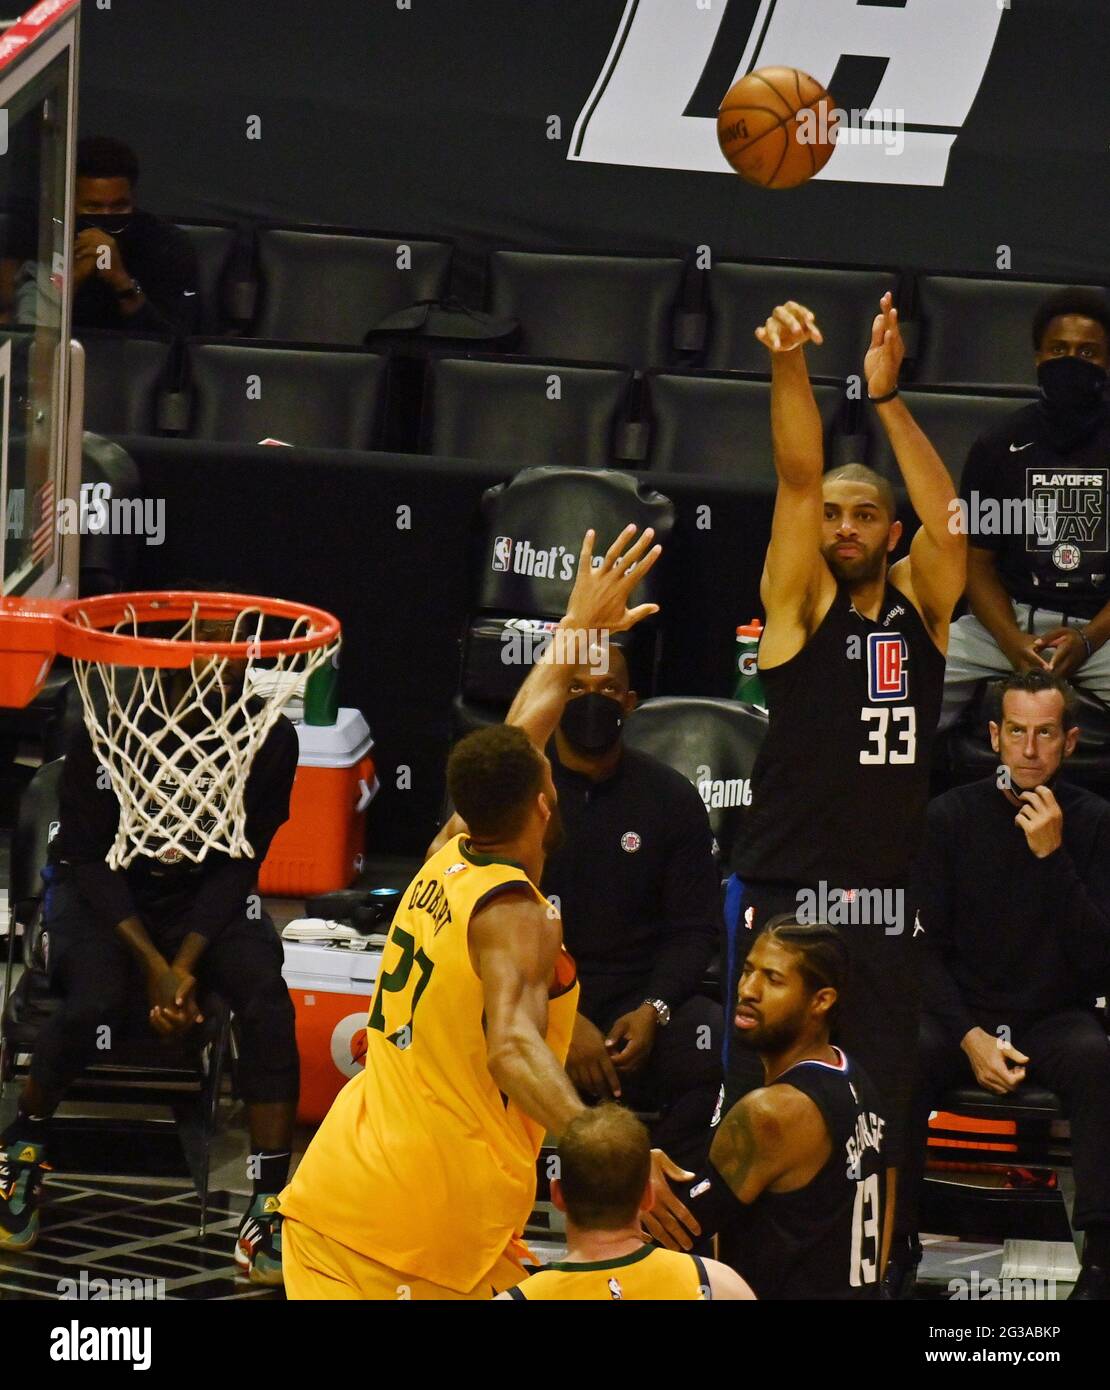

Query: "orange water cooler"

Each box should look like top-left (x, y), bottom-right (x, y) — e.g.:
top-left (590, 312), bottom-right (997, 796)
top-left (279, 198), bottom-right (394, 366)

top-left (281, 941), bottom-right (381, 1123)
top-left (260, 708), bottom-right (377, 897)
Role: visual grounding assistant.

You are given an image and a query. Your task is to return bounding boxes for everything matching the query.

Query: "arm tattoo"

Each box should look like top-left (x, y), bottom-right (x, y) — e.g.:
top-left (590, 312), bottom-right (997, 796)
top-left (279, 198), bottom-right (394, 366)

top-left (711, 1102), bottom-right (759, 1197)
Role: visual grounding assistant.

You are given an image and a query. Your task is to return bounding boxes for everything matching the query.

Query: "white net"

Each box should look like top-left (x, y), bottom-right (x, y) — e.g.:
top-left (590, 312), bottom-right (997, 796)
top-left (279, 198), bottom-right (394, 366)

top-left (68, 598), bottom-right (339, 870)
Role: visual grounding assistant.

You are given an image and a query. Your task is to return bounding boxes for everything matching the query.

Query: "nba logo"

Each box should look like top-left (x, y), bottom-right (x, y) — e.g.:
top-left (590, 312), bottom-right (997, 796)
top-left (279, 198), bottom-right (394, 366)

top-left (866, 632), bottom-right (907, 701)
top-left (492, 536), bottom-right (512, 572)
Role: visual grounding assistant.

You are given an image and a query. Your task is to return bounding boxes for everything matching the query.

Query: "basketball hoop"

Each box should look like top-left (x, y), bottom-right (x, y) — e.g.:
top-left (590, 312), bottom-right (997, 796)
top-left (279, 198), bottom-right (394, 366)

top-left (0, 590), bottom-right (341, 869)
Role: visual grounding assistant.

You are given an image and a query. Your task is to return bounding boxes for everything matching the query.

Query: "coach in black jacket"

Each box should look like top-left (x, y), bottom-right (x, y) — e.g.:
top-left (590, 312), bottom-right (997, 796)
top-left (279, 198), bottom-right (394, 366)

top-left (900, 670), bottom-right (1110, 1300)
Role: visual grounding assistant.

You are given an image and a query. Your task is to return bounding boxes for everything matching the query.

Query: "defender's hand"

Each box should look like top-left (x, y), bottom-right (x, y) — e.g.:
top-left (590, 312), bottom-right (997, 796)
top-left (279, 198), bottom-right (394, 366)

top-left (754, 300), bottom-right (823, 353)
top-left (563, 525), bottom-right (662, 637)
top-left (863, 291), bottom-right (904, 399)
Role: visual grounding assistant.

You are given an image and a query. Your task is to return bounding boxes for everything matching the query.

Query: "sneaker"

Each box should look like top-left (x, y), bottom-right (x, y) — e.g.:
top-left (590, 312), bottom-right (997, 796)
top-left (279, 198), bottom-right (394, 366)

top-left (235, 1194), bottom-right (284, 1286)
top-left (0, 1140), bottom-right (50, 1252)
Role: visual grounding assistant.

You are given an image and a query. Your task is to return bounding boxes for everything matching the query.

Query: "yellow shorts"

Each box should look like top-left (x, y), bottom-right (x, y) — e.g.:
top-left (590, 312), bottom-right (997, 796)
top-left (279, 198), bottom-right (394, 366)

top-left (282, 1217), bottom-right (528, 1301)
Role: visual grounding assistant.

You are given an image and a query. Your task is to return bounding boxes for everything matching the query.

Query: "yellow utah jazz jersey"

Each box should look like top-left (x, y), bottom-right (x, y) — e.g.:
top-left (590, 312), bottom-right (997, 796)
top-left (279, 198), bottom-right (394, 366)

top-left (506, 1246), bottom-right (711, 1300)
top-left (280, 835), bottom-right (578, 1294)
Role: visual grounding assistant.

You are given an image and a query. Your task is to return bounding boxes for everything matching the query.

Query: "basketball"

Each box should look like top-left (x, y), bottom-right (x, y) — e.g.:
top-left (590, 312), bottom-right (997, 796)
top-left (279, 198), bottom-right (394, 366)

top-left (717, 66), bottom-right (838, 189)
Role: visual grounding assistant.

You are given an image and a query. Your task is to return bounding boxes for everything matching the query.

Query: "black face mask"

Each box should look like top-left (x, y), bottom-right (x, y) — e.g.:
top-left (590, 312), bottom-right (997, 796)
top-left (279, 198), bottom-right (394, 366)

top-left (1037, 356), bottom-right (1108, 415)
top-left (559, 692), bottom-right (624, 755)
top-left (75, 212), bottom-right (133, 238)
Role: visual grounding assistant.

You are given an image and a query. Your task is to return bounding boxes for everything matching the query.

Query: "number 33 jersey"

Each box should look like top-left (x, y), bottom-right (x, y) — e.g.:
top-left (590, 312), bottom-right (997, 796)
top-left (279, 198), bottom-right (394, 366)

top-left (732, 581), bottom-right (945, 887)
top-left (279, 835), bottom-right (578, 1294)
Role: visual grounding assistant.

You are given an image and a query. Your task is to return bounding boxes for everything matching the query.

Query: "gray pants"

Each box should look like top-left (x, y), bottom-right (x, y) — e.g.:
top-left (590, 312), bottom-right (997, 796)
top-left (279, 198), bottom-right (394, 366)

top-left (941, 602), bottom-right (1110, 731)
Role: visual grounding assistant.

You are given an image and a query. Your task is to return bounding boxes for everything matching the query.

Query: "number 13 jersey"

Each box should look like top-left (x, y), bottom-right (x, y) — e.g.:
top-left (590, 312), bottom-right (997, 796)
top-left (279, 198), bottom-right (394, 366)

top-left (279, 834), bottom-right (579, 1293)
top-left (732, 581), bottom-right (945, 888)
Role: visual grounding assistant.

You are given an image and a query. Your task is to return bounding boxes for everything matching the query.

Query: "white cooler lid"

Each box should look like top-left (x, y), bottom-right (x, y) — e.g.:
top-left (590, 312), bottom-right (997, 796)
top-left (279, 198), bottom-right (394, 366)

top-left (289, 707), bottom-right (374, 768)
top-left (282, 939), bottom-right (381, 992)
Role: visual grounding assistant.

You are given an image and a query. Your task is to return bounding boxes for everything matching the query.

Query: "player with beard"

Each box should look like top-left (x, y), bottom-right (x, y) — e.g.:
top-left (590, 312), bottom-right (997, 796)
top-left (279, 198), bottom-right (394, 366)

top-left (280, 526), bottom-right (674, 1299)
top-left (645, 919), bottom-right (887, 1300)
top-left (723, 295), bottom-right (966, 1271)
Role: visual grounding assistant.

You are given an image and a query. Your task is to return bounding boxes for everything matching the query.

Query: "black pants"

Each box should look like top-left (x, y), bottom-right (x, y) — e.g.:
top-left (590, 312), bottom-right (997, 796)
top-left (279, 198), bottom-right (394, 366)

top-left (588, 988), bottom-right (723, 1174)
top-left (32, 874), bottom-right (299, 1109)
top-left (723, 879), bottom-right (919, 1166)
top-left (901, 1008), bottom-right (1110, 1236)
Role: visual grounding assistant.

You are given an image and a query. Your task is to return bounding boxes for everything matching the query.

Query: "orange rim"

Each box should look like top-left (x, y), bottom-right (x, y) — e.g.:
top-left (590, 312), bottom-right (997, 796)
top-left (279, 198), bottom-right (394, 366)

top-left (55, 590), bottom-right (341, 669)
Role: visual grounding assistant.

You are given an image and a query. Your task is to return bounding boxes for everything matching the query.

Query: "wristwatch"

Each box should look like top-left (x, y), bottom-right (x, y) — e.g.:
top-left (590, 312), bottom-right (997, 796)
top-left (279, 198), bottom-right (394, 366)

top-left (643, 997), bottom-right (671, 1027)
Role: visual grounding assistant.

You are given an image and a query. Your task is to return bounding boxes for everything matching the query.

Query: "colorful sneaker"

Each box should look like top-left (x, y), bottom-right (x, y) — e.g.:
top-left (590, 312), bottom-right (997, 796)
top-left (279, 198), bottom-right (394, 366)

top-left (0, 1140), bottom-right (50, 1252)
top-left (235, 1194), bottom-right (284, 1286)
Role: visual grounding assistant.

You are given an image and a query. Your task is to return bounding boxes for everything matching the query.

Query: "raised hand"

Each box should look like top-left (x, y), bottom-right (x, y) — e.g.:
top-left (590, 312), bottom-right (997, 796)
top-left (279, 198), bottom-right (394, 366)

top-left (754, 300), bottom-right (824, 353)
top-left (563, 525), bottom-right (662, 637)
top-left (863, 291), bottom-right (904, 400)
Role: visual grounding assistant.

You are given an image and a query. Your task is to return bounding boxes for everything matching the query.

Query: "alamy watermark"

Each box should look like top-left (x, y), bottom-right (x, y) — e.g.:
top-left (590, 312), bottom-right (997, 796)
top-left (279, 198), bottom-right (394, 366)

top-left (948, 1271), bottom-right (1056, 1300)
top-left (5, 483), bottom-right (165, 546)
top-left (948, 493), bottom-right (1059, 540)
top-left (500, 621), bottom-right (611, 674)
top-left (57, 1269), bottom-right (165, 1300)
top-left (796, 106), bottom-right (905, 158)
top-left (796, 881), bottom-right (904, 936)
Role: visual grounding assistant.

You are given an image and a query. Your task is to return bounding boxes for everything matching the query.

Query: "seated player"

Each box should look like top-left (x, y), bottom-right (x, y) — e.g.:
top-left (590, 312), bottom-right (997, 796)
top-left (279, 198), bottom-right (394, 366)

top-left (280, 526), bottom-right (669, 1300)
top-left (0, 617), bottom-right (300, 1284)
top-left (498, 1104), bottom-right (752, 1301)
top-left (897, 671), bottom-right (1110, 1300)
top-left (647, 919), bottom-right (887, 1300)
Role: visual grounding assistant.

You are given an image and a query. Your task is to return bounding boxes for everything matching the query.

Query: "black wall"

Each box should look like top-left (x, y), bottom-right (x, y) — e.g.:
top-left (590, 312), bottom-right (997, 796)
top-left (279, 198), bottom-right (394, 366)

top-left (78, 0), bottom-right (1110, 290)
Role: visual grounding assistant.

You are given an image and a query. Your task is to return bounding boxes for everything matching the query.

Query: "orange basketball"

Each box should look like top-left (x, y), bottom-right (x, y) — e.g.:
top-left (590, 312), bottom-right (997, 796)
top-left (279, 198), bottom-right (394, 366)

top-left (717, 66), bottom-right (838, 189)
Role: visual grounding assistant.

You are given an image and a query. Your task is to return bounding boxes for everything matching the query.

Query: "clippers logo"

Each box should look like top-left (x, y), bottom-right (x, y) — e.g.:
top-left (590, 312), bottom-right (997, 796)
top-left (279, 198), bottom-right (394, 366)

top-left (866, 633), bottom-right (907, 702)
top-left (492, 536), bottom-right (512, 572)
top-left (570, 0), bottom-right (1004, 186)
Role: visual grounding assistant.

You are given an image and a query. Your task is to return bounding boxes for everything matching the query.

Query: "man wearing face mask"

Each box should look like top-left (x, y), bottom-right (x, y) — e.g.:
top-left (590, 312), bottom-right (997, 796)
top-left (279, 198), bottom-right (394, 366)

top-left (894, 671), bottom-right (1110, 1299)
top-left (540, 641), bottom-right (724, 1175)
top-left (70, 137), bottom-right (199, 335)
top-left (940, 288), bottom-right (1110, 728)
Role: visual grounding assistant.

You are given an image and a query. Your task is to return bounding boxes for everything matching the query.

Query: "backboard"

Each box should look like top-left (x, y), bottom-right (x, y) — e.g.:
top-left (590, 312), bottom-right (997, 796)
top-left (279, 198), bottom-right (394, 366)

top-left (0, 0), bottom-right (82, 601)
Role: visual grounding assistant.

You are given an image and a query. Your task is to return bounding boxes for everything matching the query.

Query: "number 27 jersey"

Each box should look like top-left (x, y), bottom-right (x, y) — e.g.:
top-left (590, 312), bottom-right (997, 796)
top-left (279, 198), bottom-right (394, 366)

top-left (279, 835), bottom-right (579, 1293)
top-left (732, 581), bottom-right (945, 887)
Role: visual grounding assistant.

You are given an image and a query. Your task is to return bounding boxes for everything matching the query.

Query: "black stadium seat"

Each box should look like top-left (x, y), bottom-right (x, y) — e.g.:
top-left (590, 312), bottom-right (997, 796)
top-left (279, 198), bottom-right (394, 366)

top-left (174, 219), bottom-right (239, 333)
top-left (183, 340), bottom-right (388, 449)
top-left (911, 275), bottom-right (1109, 389)
top-left (864, 387), bottom-right (1036, 489)
top-left (422, 356), bottom-right (632, 471)
top-left (622, 696), bottom-right (767, 870)
top-left (252, 226), bottom-right (453, 345)
top-left (705, 263), bottom-right (897, 378)
top-left (644, 371), bottom-right (846, 483)
top-left (77, 330), bottom-right (175, 436)
top-left (458, 467), bottom-right (675, 716)
top-left (486, 250), bottom-right (686, 369)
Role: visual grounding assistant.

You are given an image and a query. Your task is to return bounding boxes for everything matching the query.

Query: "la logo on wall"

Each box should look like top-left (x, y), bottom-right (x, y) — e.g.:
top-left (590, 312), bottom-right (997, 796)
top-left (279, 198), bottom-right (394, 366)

top-left (570, 0), bottom-right (1005, 186)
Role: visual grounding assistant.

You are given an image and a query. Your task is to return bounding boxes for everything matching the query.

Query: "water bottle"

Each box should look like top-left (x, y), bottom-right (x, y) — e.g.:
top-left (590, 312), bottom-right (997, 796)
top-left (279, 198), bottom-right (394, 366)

top-left (733, 618), bottom-right (766, 708)
top-left (304, 658), bottom-right (339, 727)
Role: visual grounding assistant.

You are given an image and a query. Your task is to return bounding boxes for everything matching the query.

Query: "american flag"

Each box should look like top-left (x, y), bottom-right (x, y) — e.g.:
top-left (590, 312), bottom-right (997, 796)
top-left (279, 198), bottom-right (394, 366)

top-left (30, 479), bottom-right (55, 566)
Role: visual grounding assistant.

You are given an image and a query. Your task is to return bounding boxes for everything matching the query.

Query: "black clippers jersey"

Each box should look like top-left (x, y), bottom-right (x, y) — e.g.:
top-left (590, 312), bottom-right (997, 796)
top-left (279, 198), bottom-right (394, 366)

top-left (731, 1048), bottom-right (886, 1300)
top-left (733, 581), bottom-right (945, 886)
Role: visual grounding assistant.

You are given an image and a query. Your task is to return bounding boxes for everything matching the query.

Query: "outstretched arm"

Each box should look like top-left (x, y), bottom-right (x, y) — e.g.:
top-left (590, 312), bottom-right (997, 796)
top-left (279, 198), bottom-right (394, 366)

top-left (755, 303), bottom-right (833, 663)
top-left (426, 525), bottom-right (662, 858)
top-left (866, 294), bottom-right (965, 632)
